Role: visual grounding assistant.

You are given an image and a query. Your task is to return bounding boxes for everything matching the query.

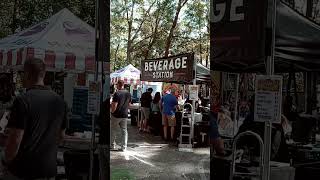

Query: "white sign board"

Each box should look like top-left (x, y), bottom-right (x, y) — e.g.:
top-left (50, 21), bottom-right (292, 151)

top-left (87, 81), bottom-right (101, 115)
top-left (189, 85), bottom-right (199, 101)
top-left (254, 75), bottom-right (282, 124)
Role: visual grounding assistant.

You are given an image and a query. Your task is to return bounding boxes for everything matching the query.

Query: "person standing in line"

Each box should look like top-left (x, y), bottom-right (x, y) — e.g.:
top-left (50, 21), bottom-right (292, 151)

top-left (161, 89), bottom-right (178, 142)
top-left (0, 58), bottom-right (68, 180)
top-left (140, 88), bottom-right (153, 133)
top-left (150, 92), bottom-right (162, 136)
top-left (111, 80), bottom-right (131, 151)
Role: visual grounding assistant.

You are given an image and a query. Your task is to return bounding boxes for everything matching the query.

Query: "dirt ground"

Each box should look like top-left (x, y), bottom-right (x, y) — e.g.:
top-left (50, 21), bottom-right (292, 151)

top-left (110, 120), bottom-right (210, 180)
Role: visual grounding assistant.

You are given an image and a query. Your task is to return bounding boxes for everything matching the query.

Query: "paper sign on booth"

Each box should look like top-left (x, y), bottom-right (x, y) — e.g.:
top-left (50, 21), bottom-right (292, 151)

top-left (254, 75), bottom-right (282, 124)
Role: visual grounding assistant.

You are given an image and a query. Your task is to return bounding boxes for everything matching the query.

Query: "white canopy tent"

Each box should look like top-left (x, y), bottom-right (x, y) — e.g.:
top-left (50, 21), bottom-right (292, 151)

top-left (111, 64), bottom-right (160, 85)
top-left (111, 64), bottom-right (140, 84)
top-left (0, 8), bottom-right (107, 73)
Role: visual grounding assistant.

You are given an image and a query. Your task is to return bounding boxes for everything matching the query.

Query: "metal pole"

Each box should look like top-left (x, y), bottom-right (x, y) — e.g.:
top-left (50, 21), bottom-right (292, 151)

top-left (97, 0), bottom-right (110, 179)
top-left (138, 83), bottom-right (142, 128)
top-left (263, 0), bottom-right (276, 179)
top-left (233, 74), bottom-right (240, 136)
top-left (90, 0), bottom-right (99, 179)
top-left (192, 54), bottom-right (196, 142)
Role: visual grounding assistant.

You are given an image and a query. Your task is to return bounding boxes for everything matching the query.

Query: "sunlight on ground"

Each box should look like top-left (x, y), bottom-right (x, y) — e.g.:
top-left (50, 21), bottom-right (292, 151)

top-left (121, 150), bottom-right (156, 167)
top-left (192, 148), bottom-right (210, 155)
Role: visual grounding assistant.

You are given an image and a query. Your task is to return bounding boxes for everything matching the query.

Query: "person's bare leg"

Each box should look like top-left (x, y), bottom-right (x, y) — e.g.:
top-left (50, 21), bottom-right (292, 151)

top-left (211, 138), bottom-right (225, 155)
top-left (170, 126), bottom-right (175, 140)
top-left (139, 118), bottom-right (143, 132)
top-left (163, 126), bottom-right (168, 140)
top-left (143, 119), bottom-right (147, 131)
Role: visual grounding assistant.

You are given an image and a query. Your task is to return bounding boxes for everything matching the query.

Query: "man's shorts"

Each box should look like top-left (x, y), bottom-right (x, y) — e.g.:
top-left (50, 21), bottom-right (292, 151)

top-left (141, 107), bottom-right (150, 120)
top-left (162, 114), bottom-right (176, 127)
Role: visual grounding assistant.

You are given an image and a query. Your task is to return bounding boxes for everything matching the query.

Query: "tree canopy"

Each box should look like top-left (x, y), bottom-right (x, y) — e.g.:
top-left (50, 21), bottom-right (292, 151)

top-left (1, 0), bottom-right (319, 72)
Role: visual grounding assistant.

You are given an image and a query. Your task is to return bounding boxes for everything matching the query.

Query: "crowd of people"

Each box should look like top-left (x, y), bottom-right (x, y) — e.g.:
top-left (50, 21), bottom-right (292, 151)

top-left (110, 82), bottom-right (184, 151)
top-left (139, 88), bottom-right (179, 142)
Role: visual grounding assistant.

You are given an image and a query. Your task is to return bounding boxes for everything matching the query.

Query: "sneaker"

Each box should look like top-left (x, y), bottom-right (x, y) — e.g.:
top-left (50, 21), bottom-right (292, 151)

top-left (120, 147), bottom-right (127, 152)
top-left (110, 144), bottom-right (116, 150)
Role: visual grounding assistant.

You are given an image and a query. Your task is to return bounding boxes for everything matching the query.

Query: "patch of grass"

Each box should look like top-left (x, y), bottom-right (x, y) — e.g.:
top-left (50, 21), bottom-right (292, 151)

top-left (111, 168), bottom-right (135, 180)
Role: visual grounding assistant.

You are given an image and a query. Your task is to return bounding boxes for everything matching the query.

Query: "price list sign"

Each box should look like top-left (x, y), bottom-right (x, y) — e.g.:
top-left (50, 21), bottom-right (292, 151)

top-left (189, 85), bottom-right (199, 101)
top-left (254, 75), bottom-right (282, 124)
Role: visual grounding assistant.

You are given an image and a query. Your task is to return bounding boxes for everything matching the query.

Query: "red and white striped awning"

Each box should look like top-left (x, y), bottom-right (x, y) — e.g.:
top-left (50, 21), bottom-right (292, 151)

top-left (0, 47), bottom-right (109, 73)
top-left (111, 77), bottom-right (150, 85)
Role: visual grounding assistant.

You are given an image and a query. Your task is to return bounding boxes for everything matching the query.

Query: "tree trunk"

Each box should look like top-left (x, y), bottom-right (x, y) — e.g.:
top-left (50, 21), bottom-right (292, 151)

top-left (114, 44), bottom-right (120, 71)
top-left (307, 0), bottom-right (313, 18)
top-left (164, 0), bottom-right (188, 57)
top-left (199, 16), bottom-right (202, 64)
top-left (126, 0), bottom-right (135, 64)
top-left (11, 0), bottom-right (18, 34)
top-left (144, 2), bottom-right (163, 59)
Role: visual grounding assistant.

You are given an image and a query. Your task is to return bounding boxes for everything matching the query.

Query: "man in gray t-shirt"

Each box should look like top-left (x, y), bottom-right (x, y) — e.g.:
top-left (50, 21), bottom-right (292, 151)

top-left (1, 58), bottom-right (67, 179)
top-left (111, 80), bottom-right (131, 151)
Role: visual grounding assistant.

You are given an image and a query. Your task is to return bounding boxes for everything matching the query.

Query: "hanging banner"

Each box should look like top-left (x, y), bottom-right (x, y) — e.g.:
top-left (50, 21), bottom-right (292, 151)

top-left (141, 53), bottom-right (194, 82)
top-left (254, 75), bottom-right (282, 124)
top-left (210, 0), bottom-right (268, 72)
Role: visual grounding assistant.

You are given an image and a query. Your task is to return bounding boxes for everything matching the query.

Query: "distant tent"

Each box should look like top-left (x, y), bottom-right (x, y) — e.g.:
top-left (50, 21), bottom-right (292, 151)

top-left (110, 64), bottom-right (142, 85)
top-left (196, 63), bottom-right (210, 83)
top-left (0, 8), bottom-right (107, 73)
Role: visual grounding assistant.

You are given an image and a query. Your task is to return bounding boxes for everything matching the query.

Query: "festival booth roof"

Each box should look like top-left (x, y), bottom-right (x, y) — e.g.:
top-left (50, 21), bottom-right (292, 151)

top-left (275, 1), bottom-right (320, 72)
top-left (196, 63), bottom-right (210, 83)
top-left (0, 8), bottom-right (106, 73)
top-left (211, 1), bottom-right (320, 73)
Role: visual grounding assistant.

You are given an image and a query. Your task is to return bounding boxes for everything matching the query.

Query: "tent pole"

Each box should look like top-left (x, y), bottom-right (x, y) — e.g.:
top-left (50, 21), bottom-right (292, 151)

top-left (263, 0), bottom-right (277, 179)
top-left (192, 54), bottom-right (196, 144)
top-left (90, 0), bottom-right (99, 179)
top-left (233, 74), bottom-right (240, 136)
top-left (138, 60), bottom-right (142, 130)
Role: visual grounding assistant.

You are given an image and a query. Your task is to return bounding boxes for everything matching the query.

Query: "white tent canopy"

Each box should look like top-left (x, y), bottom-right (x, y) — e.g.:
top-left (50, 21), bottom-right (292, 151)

top-left (111, 64), bottom-right (141, 84)
top-left (111, 64), bottom-right (160, 85)
top-left (0, 8), bottom-right (106, 73)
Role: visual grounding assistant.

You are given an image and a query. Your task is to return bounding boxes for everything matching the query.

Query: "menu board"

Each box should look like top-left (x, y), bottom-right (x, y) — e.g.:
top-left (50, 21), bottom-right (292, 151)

top-left (189, 85), bottom-right (199, 101)
top-left (254, 75), bottom-right (282, 124)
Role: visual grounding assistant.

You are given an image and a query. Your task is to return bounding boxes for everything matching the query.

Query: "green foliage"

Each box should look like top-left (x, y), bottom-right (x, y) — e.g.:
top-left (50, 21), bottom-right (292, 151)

top-left (0, 0), bottom-right (211, 71)
top-left (0, 0), bottom-right (94, 37)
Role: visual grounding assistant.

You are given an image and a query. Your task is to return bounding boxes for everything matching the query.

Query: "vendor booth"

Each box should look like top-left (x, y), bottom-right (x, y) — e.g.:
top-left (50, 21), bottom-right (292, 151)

top-left (110, 64), bottom-right (162, 126)
top-left (210, 0), bottom-right (320, 180)
top-left (0, 8), bottom-right (109, 131)
top-left (0, 8), bottom-right (108, 179)
top-left (141, 53), bottom-right (211, 150)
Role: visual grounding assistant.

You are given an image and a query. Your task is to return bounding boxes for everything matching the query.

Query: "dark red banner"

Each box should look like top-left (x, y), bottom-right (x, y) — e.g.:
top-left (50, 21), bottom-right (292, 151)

top-left (210, 0), bottom-right (268, 72)
top-left (141, 53), bottom-right (194, 82)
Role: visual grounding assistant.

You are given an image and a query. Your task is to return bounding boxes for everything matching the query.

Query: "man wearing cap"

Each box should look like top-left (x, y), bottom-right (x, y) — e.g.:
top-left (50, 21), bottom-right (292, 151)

top-left (111, 80), bottom-right (131, 151)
